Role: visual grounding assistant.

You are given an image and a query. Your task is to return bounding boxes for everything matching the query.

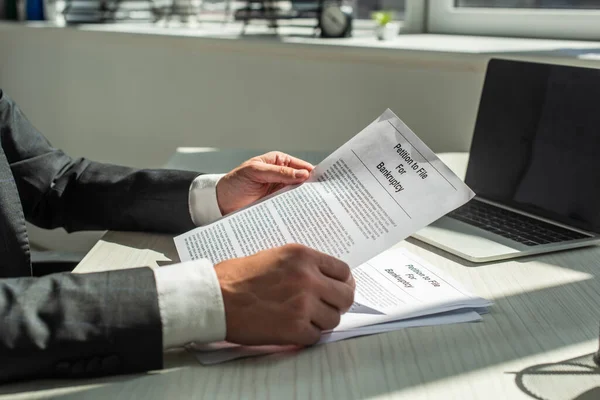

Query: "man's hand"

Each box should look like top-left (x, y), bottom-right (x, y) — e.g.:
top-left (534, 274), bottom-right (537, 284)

top-left (214, 244), bottom-right (355, 346)
top-left (216, 151), bottom-right (314, 215)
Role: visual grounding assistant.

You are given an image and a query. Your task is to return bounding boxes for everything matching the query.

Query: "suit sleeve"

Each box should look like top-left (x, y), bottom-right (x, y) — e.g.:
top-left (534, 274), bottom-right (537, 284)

top-left (0, 267), bottom-right (163, 383)
top-left (0, 90), bottom-right (199, 233)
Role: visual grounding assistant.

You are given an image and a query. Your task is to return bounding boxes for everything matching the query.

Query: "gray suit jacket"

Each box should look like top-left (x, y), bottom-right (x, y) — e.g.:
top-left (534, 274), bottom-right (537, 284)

top-left (0, 90), bottom-right (200, 383)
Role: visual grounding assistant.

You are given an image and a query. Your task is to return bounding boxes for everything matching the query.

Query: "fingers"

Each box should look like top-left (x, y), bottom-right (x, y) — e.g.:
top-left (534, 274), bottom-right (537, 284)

top-left (347, 272), bottom-right (356, 290)
top-left (290, 247), bottom-right (353, 312)
top-left (316, 252), bottom-right (352, 283)
top-left (310, 299), bottom-right (341, 331)
top-left (260, 151), bottom-right (315, 172)
top-left (297, 323), bottom-right (322, 346)
top-left (250, 162), bottom-right (310, 184)
top-left (318, 275), bottom-right (355, 313)
top-left (313, 252), bottom-right (354, 313)
top-left (244, 151), bottom-right (314, 186)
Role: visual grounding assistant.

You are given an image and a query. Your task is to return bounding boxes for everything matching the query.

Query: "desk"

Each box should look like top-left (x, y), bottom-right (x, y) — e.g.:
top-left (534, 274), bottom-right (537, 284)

top-left (2, 153), bottom-right (600, 399)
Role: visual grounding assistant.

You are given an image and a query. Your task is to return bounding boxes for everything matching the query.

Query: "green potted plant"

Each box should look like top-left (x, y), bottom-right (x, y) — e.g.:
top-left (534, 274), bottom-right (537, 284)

top-left (371, 10), bottom-right (397, 41)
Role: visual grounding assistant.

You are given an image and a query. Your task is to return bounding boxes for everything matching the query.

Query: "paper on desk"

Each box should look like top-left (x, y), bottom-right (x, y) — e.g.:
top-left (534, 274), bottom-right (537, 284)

top-left (191, 247), bottom-right (491, 365)
top-left (191, 310), bottom-right (481, 365)
top-left (174, 109), bottom-right (475, 268)
top-left (336, 248), bottom-right (491, 331)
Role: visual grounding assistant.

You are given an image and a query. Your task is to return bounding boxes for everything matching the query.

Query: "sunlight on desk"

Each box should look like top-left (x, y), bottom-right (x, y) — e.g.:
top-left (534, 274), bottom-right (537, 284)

top-left (481, 262), bottom-right (593, 300)
top-left (4, 149), bottom-right (600, 399)
top-left (55, 228), bottom-right (600, 399)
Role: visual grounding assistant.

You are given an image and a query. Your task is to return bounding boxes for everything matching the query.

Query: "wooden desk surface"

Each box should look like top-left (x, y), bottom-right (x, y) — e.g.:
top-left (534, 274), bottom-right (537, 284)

top-left (2, 154), bottom-right (600, 399)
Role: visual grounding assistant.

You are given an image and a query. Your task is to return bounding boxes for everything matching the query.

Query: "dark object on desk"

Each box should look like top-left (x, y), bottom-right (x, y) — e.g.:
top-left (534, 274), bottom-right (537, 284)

top-left (153, 0), bottom-right (203, 23)
top-left (415, 59), bottom-right (600, 263)
top-left (32, 261), bottom-right (77, 276)
top-left (3, 0), bottom-right (17, 19)
top-left (30, 251), bottom-right (85, 276)
top-left (319, 2), bottom-right (353, 38)
top-left (234, 0), bottom-right (353, 38)
top-left (26, 0), bottom-right (44, 20)
top-left (235, 0), bottom-right (281, 32)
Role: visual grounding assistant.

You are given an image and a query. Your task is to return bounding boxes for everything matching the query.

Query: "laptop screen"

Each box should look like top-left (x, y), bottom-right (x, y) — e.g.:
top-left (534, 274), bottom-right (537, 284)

top-left (464, 59), bottom-right (600, 234)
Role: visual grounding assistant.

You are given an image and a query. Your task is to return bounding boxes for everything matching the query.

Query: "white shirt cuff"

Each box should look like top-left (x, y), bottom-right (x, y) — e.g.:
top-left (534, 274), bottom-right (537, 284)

top-left (188, 174), bottom-right (225, 226)
top-left (153, 260), bottom-right (226, 349)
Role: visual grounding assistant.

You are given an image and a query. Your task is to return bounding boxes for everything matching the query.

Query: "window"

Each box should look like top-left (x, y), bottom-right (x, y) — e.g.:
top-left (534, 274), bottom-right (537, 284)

top-left (427, 0), bottom-right (600, 40)
top-left (355, 0), bottom-right (405, 20)
top-left (197, 0), bottom-right (405, 28)
top-left (456, 1), bottom-right (600, 9)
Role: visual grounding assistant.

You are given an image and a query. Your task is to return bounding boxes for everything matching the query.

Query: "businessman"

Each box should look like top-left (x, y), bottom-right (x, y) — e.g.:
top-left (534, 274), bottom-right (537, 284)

top-left (0, 90), bottom-right (354, 383)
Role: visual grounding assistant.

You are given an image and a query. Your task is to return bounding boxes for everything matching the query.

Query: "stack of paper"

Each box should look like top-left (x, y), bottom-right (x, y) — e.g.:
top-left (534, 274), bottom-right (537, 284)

top-left (190, 248), bottom-right (491, 365)
top-left (174, 109), bottom-right (489, 365)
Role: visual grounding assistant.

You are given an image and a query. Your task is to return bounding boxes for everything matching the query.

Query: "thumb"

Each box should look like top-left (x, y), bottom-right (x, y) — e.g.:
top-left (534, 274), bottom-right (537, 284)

top-left (250, 162), bottom-right (310, 184)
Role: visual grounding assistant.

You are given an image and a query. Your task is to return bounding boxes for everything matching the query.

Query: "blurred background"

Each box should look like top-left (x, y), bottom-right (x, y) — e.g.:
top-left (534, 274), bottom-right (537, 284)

top-left (1, 0), bottom-right (599, 253)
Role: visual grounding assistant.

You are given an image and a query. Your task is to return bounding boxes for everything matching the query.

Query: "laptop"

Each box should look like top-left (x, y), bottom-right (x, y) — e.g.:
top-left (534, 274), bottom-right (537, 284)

top-left (413, 59), bottom-right (600, 263)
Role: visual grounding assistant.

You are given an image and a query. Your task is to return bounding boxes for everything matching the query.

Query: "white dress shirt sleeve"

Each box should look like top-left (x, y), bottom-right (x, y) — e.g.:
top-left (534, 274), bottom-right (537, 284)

top-left (188, 173), bottom-right (226, 226)
top-left (153, 260), bottom-right (226, 349)
top-left (154, 173), bottom-right (228, 349)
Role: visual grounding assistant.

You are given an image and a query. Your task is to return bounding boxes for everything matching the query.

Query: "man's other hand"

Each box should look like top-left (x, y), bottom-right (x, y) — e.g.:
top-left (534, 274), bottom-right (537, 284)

top-left (214, 244), bottom-right (355, 346)
top-left (216, 151), bottom-right (314, 215)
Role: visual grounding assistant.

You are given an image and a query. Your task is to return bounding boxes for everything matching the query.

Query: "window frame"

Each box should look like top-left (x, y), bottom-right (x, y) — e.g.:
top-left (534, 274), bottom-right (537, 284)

top-left (425, 0), bottom-right (600, 40)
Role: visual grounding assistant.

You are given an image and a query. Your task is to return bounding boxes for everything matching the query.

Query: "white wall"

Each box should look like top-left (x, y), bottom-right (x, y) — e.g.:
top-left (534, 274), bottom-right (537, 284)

top-left (0, 25), bottom-right (491, 169)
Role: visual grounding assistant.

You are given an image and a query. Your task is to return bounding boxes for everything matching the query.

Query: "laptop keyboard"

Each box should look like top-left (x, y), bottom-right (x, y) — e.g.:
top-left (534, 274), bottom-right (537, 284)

top-left (449, 201), bottom-right (589, 246)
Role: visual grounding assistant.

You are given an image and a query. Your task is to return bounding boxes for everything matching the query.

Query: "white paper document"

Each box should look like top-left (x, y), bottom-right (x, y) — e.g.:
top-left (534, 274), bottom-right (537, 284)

top-left (335, 248), bottom-right (490, 330)
top-left (175, 109), bottom-right (475, 268)
top-left (192, 310), bottom-right (481, 365)
top-left (191, 247), bottom-right (491, 365)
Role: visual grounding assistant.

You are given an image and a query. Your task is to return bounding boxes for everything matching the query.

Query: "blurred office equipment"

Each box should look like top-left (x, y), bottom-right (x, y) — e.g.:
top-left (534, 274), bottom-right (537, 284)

top-left (153, 0), bottom-right (202, 22)
top-left (26, 0), bottom-right (44, 19)
top-left (3, 0), bottom-right (19, 19)
top-left (62, 0), bottom-right (155, 22)
top-left (234, 0), bottom-right (354, 37)
top-left (415, 59), bottom-right (600, 262)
